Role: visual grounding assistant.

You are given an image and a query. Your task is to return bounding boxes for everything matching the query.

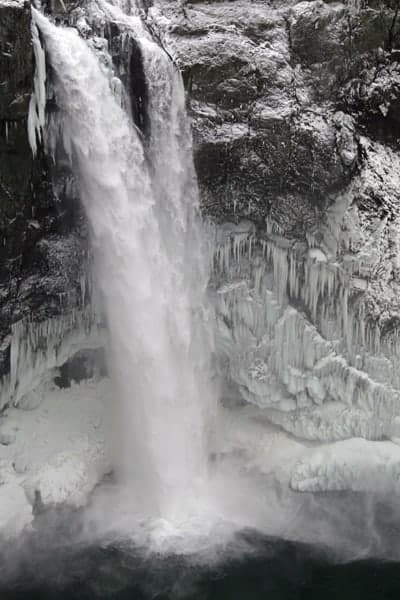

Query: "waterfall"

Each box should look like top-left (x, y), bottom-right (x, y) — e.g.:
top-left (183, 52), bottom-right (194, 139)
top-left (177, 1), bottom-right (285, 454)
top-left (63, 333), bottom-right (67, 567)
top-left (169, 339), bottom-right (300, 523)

top-left (33, 8), bottom-right (216, 521)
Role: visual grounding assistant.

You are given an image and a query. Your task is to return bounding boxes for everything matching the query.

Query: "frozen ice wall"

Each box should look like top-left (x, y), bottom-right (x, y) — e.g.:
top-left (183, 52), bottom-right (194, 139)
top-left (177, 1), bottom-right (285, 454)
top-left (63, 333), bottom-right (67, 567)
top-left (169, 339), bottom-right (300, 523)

top-left (210, 205), bottom-right (400, 496)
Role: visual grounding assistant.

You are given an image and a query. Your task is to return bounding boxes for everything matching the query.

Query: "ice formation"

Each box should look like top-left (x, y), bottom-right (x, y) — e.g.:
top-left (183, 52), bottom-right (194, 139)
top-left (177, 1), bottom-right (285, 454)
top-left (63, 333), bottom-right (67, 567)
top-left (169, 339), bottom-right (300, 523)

top-left (8, 306), bottom-right (103, 409)
top-left (210, 213), bottom-right (400, 492)
top-left (0, 378), bottom-right (111, 538)
top-left (27, 16), bottom-right (46, 156)
top-left (0, 265), bottom-right (102, 412)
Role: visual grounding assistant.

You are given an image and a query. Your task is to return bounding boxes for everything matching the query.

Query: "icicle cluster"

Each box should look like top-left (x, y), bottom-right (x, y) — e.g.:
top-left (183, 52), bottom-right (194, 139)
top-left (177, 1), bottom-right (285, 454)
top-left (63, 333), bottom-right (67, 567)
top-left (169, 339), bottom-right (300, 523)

top-left (210, 221), bottom-right (400, 440)
top-left (0, 306), bottom-right (103, 410)
top-left (211, 220), bottom-right (386, 360)
top-left (213, 220), bottom-right (256, 278)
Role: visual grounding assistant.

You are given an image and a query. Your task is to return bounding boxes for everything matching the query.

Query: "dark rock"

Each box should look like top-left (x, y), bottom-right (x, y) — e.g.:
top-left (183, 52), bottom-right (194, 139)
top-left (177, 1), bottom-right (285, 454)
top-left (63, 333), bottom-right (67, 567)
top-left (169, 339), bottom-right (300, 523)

top-left (0, 0), bottom-right (32, 120)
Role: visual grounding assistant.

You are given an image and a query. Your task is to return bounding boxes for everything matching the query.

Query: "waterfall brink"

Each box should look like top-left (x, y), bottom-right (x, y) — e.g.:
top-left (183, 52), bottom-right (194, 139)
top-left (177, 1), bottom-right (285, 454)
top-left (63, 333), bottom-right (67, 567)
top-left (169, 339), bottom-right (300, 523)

top-left (33, 9), bottom-right (216, 522)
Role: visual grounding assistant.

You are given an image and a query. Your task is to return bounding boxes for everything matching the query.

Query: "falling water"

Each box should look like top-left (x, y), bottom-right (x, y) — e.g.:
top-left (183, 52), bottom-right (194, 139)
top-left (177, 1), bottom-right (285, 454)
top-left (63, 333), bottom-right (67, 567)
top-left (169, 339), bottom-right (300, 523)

top-left (33, 9), bottom-right (216, 522)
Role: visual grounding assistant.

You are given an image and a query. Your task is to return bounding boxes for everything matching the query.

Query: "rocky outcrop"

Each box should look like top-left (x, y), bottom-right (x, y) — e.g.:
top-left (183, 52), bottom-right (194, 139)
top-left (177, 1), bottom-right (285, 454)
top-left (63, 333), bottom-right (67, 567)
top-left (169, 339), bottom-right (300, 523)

top-left (147, 1), bottom-right (358, 218)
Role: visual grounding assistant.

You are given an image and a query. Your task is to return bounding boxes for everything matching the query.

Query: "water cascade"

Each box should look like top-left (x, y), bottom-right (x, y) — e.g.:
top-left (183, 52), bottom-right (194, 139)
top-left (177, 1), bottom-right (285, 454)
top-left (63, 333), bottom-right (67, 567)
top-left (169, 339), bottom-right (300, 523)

top-left (33, 8), bottom-right (216, 522)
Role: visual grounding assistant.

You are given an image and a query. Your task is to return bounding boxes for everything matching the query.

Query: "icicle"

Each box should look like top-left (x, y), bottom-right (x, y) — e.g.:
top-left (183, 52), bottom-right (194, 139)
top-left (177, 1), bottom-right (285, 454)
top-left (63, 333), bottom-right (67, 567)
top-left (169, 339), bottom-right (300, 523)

top-left (288, 252), bottom-right (299, 298)
top-left (265, 241), bottom-right (289, 303)
top-left (80, 274), bottom-right (87, 306)
top-left (27, 11), bottom-right (47, 156)
top-left (253, 259), bottom-right (263, 298)
top-left (374, 325), bottom-right (381, 354)
top-left (266, 217), bottom-right (284, 236)
top-left (261, 240), bottom-right (266, 257)
top-left (110, 76), bottom-right (124, 106)
top-left (341, 286), bottom-right (351, 351)
top-left (306, 231), bottom-right (318, 248)
top-left (0, 373), bottom-right (11, 411)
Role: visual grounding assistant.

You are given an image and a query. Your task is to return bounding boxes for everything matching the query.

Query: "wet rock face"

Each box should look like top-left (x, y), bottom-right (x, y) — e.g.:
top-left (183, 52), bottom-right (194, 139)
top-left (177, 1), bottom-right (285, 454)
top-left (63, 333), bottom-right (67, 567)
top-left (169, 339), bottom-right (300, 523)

top-left (147, 0), bottom-right (370, 221)
top-left (0, 0), bottom-right (87, 377)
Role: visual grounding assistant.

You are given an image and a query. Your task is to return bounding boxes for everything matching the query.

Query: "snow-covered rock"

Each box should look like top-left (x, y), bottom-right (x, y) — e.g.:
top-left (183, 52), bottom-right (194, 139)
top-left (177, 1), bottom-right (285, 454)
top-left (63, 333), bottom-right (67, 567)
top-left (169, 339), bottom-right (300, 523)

top-left (0, 377), bottom-right (111, 537)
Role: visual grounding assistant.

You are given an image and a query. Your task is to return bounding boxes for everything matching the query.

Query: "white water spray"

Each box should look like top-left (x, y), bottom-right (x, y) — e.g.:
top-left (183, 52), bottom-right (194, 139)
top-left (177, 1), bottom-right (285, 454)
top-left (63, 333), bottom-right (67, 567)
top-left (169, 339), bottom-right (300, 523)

top-left (33, 8), bottom-right (216, 523)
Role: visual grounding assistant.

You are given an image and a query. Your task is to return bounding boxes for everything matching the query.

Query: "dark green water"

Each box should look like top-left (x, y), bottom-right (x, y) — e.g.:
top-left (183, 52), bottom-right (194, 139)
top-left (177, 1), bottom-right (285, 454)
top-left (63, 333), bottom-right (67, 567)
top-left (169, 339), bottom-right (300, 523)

top-left (1, 531), bottom-right (400, 600)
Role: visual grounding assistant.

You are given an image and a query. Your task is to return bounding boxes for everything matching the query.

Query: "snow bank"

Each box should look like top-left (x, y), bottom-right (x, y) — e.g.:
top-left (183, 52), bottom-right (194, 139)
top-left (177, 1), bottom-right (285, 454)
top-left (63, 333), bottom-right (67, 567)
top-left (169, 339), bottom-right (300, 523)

top-left (0, 378), bottom-right (111, 538)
